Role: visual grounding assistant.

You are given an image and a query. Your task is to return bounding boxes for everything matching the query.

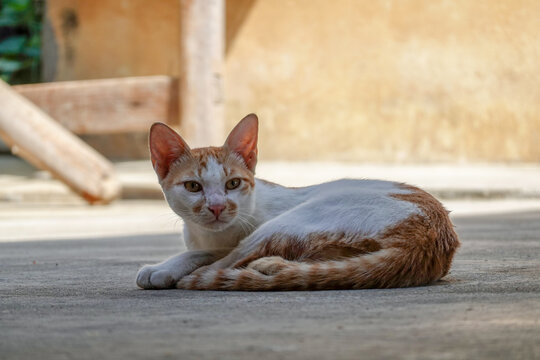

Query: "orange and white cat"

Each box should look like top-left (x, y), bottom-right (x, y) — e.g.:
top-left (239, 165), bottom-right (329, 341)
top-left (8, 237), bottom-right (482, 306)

top-left (136, 114), bottom-right (459, 290)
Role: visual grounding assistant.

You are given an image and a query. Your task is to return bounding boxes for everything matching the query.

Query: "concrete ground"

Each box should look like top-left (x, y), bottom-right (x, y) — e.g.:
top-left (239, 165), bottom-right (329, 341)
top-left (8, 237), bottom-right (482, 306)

top-left (1, 158), bottom-right (540, 359)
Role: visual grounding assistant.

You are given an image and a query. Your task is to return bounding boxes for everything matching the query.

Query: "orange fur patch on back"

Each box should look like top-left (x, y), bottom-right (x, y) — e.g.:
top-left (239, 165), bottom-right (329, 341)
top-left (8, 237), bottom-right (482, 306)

top-left (386, 184), bottom-right (460, 280)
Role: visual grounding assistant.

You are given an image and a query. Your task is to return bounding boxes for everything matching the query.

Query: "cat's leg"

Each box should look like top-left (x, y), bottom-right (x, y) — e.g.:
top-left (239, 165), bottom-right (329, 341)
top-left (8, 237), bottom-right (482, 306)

top-left (246, 256), bottom-right (292, 275)
top-left (182, 234), bottom-right (299, 281)
top-left (183, 230), bottom-right (380, 279)
top-left (185, 244), bottom-right (255, 277)
top-left (136, 249), bottom-right (231, 289)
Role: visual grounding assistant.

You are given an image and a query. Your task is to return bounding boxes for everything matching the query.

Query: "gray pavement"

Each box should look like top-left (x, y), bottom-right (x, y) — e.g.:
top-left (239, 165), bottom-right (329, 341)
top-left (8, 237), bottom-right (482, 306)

top-left (1, 208), bottom-right (540, 359)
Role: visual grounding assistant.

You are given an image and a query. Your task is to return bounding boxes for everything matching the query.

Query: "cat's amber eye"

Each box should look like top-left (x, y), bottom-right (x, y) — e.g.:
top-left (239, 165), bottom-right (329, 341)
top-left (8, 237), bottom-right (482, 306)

top-left (184, 181), bottom-right (202, 192)
top-left (225, 178), bottom-right (241, 190)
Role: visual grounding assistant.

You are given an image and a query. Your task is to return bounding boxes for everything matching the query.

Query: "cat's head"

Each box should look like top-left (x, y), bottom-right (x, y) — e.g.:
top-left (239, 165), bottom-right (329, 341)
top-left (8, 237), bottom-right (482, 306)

top-left (149, 114), bottom-right (258, 231)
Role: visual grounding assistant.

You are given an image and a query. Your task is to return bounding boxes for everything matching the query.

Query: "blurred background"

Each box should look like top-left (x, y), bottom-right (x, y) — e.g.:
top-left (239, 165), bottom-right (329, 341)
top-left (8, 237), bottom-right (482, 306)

top-left (1, 0), bottom-right (540, 216)
top-left (3, 0), bottom-right (540, 162)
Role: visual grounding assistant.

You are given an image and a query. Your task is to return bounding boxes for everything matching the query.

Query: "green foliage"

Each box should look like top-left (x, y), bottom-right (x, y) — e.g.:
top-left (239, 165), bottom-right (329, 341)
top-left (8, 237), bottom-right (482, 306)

top-left (0, 0), bottom-right (42, 84)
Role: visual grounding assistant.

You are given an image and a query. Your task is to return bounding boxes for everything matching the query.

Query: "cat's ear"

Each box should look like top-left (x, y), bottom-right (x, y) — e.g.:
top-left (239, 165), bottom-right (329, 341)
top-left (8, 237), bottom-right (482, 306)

top-left (149, 123), bottom-right (191, 180)
top-left (225, 113), bottom-right (258, 172)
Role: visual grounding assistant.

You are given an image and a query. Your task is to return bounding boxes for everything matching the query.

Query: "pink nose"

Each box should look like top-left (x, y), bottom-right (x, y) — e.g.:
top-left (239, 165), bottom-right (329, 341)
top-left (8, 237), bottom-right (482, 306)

top-left (208, 204), bottom-right (226, 219)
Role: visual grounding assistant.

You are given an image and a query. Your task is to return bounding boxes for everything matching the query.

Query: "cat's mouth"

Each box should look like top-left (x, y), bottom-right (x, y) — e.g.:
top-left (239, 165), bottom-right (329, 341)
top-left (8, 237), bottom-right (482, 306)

top-left (204, 218), bottom-right (232, 230)
top-left (209, 219), bottom-right (227, 224)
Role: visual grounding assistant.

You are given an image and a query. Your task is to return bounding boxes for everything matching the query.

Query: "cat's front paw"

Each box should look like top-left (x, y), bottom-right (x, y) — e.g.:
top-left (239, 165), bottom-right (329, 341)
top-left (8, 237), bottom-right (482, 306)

top-left (136, 265), bottom-right (178, 289)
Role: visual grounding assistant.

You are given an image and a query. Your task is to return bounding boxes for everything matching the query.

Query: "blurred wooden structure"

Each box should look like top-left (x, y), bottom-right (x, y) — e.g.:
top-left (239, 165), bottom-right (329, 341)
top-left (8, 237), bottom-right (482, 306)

top-left (0, 0), bottom-right (226, 204)
top-left (13, 76), bottom-right (178, 135)
top-left (179, 0), bottom-right (225, 147)
top-left (0, 80), bottom-right (120, 204)
top-left (41, 0), bottom-right (226, 148)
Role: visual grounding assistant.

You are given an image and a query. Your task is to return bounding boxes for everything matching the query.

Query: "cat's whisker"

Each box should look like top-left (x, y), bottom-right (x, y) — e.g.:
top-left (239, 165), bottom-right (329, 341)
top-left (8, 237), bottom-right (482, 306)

top-left (235, 213), bottom-right (251, 231)
top-left (236, 218), bottom-right (248, 235)
top-left (235, 213), bottom-right (257, 235)
top-left (238, 211), bottom-right (257, 221)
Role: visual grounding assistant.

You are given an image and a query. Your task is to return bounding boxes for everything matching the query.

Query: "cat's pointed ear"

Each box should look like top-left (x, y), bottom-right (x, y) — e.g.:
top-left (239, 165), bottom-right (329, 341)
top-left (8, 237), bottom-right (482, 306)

top-left (149, 123), bottom-right (191, 180)
top-left (225, 113), bottom-right (258, 172)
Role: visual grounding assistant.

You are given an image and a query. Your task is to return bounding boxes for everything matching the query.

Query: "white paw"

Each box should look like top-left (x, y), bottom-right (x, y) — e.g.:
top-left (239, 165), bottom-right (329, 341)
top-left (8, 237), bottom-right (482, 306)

top-left (136, 265), bottom-right (178, 289)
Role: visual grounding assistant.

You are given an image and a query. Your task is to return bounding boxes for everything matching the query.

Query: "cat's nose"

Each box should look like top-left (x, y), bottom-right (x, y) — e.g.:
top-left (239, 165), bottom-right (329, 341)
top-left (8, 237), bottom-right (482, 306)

top-left (208, 204), bottom-right (226, 219)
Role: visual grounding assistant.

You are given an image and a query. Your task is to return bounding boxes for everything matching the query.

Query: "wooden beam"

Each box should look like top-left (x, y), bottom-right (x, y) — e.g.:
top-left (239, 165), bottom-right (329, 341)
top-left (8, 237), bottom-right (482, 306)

top-left (179, 0), bottom-right (225, 147)
top-left (0, 79), bottom-right (120, 204)
top-left (13, 76), bottom-right (178, 135)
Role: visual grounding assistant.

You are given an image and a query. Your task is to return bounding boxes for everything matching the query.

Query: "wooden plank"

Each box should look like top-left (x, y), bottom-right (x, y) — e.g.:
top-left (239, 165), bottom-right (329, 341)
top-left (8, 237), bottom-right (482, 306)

top-left (179, 0), bottom-right (225, 147)
top-left (12, 76), bottom-right (178, 135)
top-left (0, 79), bottom-right (120, 204)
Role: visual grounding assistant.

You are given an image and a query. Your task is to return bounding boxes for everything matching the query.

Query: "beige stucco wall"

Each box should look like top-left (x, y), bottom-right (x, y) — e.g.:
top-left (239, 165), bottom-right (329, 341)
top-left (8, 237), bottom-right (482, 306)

top-left (43, 0), bottom-right (181, 81)
top-left (44, 0), bottom-right (540, 162)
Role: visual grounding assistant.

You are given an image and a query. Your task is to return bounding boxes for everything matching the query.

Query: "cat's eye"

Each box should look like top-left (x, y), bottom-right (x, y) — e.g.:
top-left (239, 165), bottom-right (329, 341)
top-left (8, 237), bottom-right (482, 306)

top-left (225, 178), bottom-right (241, 190)
top-left (184, 181), bottom-right (202, 192)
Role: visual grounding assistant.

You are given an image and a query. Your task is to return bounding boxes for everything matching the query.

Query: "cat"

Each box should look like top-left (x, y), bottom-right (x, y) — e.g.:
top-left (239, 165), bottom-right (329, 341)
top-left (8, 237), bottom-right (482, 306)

top-left (136, 114), bottom-right (460, 291)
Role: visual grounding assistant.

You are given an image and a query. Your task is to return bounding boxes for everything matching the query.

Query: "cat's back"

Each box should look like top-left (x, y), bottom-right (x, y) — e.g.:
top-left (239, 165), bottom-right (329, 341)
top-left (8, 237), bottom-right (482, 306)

top-left (256, 178), bottom-right (429, 238)
top-left (309, 178), bottom-right (412, 199)
top-left (305, 178), bottom-right (423, 234)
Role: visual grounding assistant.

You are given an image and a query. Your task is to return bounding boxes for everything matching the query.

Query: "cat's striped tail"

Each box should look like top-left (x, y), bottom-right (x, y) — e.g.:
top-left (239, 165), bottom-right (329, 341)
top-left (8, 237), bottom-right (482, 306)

top-left (176, 246), bottom-right (454, 291)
